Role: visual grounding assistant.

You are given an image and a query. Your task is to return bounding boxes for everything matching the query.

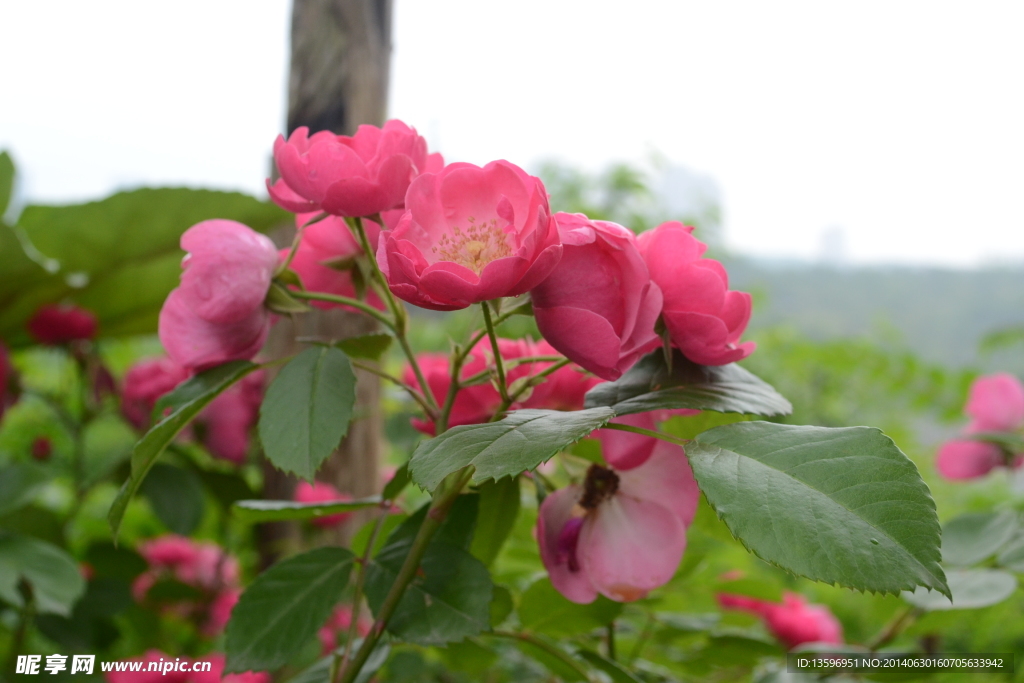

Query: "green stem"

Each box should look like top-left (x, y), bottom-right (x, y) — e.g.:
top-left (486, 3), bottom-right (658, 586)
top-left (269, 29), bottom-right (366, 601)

top-left (488, 630), bottom-right (594, 682)
top-left (276, 211), bottom-right (327, 275)
top-left (436, 348), bottom-right (467, 435)
top-left (5, 582), bottom-right (33, 678)
top-left (348, 217), bottom-right (437, 414)
top-left (350, 360), bottom-right (436, 420)
top-left (290, 290), bottom-right (394, 329)
top-left (480, 303), bottom-right (510, 402)
top-left (606, 621), bottom-right (617, 661)
top-left (867, 606), bottom-right (921, 651)
top-left (602, 422), bottom-right (689, 447)
top-left (334, 509), bottom-right (390, 683)
top-left (627, 613), bottom-right (655, 664)
top-left (337, 466), bottom-right (476, 683)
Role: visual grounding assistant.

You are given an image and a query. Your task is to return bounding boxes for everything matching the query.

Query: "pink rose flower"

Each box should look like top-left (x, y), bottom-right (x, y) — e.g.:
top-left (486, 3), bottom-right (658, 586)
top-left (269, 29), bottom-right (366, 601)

top-left (27, 304), bottom-right (97, 344)
top-left (936, 440), bottom-right (1006, 480)
top-left (279, 214), bottom-right (384, 313)
top-left (293, 480), bottom-right (354, 527)
top-left (596, 409), bottom-right (700, 471)
top-left (379, 160), bottom-right (561, 310)
top-left (191, 654), bottom-right (270, 683)
top-left (105, 651), bottom-right (190, 683)
top-left (121, 357), bottom-right (191, 429)
top-left (204, 588), bottom-right (240, 636)
top-left (268, 120), bottom-right (439, 218)
top-left (532, 213), bottom-right (663, 380)
top-left (197, 371), bottom-right (264, 464)
top-left (133, 535), bottom-right (240, 602)
top-left (637, 222), bottom-right (755, 366)
top-left (403, 337), bottom-right (543, 434)
top-left (159, 220), bottom-right (278, 372)
top-left (317, 604), bottom-right (372, 655)
top-left (537, 440), bottom-right (700, 603)
top-left (521, 341), bottom-right (601, 412)
top-left (964, 373), bottom-right (1024, 433)
top-left (717, 592), bottom-right (843, 649)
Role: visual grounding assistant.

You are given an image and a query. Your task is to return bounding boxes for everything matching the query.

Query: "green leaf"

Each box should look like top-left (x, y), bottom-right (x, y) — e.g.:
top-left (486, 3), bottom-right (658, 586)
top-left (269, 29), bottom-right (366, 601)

top-left (140, 463), bottom-right (205, 535)
top-left (108, 361), bottom-right (258, 540)
top-left (382, 461), bottom-right (410, 501)
top-left (264, 281), bottom-right (311, 314)
top-left (439, 639), bottom-right (499, 676)
top-left (384, 495), bottom-right (479, 551)
top-left (0, 188), bottom-right (289, 346)
top-left (0, 463), bottom-right (50, 517)
top-left (288, 643), bottom-right (389, 683)
top-left (258, 346), bottom-right (357, 480)
top-left (470, 476), bottom-right (521, 566)
top-left (81, 415), bottom-right (136, 486)
top-left (513, 634), bottom-right (588, 683)
top-left (225, 547), bottom-right (355, 673)
top-left (84, 543), bottom-right (147, 582)
top-left (902, 569), bottom-right (1017, 611)
top-left (688, 421), bottom-right (948, 597)
top-left (0, 534), bottom-right (86, 616)
top-left (336, 333), bottom-right (393, 361)
top-left (351, 515), bottom-right (406, 558)
top-left (197, 470), bottom-right (256, 509)
top-left (365, 539), bottom-right (493, 645)
top-left (577, 650), bottom-right (643, 683)
top-left (0, 150), bottom-right (14, 217)
top-left (409, 408), bottom-right (615, 491)
top-left (232, 496), bottom-right (382, 523)
top-left (584, 349), bottom-right (792, 417)
top-left (490, 585), bottom-right (513, 627)
top-left (942, 511), bottom-right (1019, 567)
top-left (518, 578), bottom-right (623, 637)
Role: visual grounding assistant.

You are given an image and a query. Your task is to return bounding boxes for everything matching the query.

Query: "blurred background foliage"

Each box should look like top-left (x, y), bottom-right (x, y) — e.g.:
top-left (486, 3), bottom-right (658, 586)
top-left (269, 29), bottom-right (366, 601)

top-left (2, 148), bottom-right (1024, 683)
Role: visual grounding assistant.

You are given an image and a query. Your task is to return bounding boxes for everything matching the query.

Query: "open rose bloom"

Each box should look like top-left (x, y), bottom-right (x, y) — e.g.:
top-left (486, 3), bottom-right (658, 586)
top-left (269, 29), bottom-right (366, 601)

top-left (937, 373), bottom-right (1024, 480)
top-left (379, 160), bottom-right (562, 310)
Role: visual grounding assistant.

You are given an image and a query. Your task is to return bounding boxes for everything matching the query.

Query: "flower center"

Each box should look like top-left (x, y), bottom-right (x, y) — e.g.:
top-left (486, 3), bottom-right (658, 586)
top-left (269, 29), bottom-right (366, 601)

top-left (431, 217), bottom-right (512, 274)
top-left (579, 464), bottom-right (620, 510)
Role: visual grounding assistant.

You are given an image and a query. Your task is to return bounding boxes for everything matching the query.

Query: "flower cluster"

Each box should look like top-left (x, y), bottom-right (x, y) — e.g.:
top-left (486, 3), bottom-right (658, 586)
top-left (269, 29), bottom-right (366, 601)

top-left (937, 373), bottom-right (1024, 480)
top-left (131, 535), bottom-right (242, 636)
top-left (150, 118), bottom-right (756, 605)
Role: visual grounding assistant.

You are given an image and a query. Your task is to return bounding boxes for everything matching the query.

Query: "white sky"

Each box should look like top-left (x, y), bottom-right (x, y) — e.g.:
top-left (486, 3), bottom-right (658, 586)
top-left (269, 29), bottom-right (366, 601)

top-left (2, 1), bottom-right (1023, 266)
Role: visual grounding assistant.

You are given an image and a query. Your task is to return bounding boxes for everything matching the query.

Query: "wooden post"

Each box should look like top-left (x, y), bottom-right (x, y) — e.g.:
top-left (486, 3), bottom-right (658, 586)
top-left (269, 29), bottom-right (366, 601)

top-left (260, 0), bottom-right (394, 563)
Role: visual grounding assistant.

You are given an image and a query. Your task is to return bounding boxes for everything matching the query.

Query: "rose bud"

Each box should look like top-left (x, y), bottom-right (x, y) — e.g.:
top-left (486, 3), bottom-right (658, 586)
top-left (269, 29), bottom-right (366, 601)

top-left (964, 373), bottom-right (1024, 433)
top-left (268, 120), bottom-right (441, 218)
top-left (532, 213), bottom-right (663, 380)
top-left (638, 222), bottom-right (755, 366)
top-left (378, 160), bottom-right (561, 310)
top-left (158, 220), bottom-right (277, 371)
top-left (27, 304), bottom-right (97, 345)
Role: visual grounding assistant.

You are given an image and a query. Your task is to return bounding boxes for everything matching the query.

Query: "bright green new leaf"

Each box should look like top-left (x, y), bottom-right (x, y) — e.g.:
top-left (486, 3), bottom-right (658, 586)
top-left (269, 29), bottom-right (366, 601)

top-left (942, 511), bottom-right (1019, 567)
top-left (232, 496), bottom-right (382, 523)
top-left (470, 476), bottom-right (521, 567)
top-left (518, 578), bottom-right (623, 637)
top-left (584, 349), bottom-right (791, 417)
top-left (0, 534), bottom-right (86, 616)
top-left (365, 538), bottom-right (493, 645)
top-left (108, 361), bottom-right (259, 539)
top-left (259, 346), bottom-right (357, 480)
top-left (903, 569), bottom-right (1017, 611)
top-left (409, 408), bottom-right (615, 491)
top-left (225, 547), bottom-right (355, 672)
top-left (688, 421), bottom-right (948, 597)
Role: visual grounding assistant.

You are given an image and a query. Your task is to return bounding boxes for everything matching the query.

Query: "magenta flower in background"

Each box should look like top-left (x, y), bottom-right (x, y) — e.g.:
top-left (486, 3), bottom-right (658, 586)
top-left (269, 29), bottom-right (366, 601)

top-left (197, 371), bottom-right (263, 464)
top-left (532, 213), bottom-right (663, 380)
top-left (717, 592), bottom-right (843, 649)
top-left (317, 605), bottom-right (371, 655)
top-left (27, 303), bottom-right (97, 345)
top-left (293, 480), bottom-right (354, 528)
top-left (936, 373), bottom-right (1024, 480)
top-left (280, 214), bottom-right (384, 313)
top-left (159, 220), bottom-right (277, 371)
top-left (537, 434), bottom-right (700, 603)
top-left (268, 120), bottom-right (440, 218)
top-left (638, 222), bottom-right (754, 366)
top-left (120, 357), bottom-right (190, 429)
top-left (521, 340), bottom-right (602, 412)
top-left (379, 160), bottom-right (561, 310)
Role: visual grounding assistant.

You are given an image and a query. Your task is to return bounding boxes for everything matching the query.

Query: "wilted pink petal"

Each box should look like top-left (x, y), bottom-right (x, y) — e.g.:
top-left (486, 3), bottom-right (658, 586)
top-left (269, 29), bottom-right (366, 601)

top-left (537, 485), bottom-right (599, 604)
